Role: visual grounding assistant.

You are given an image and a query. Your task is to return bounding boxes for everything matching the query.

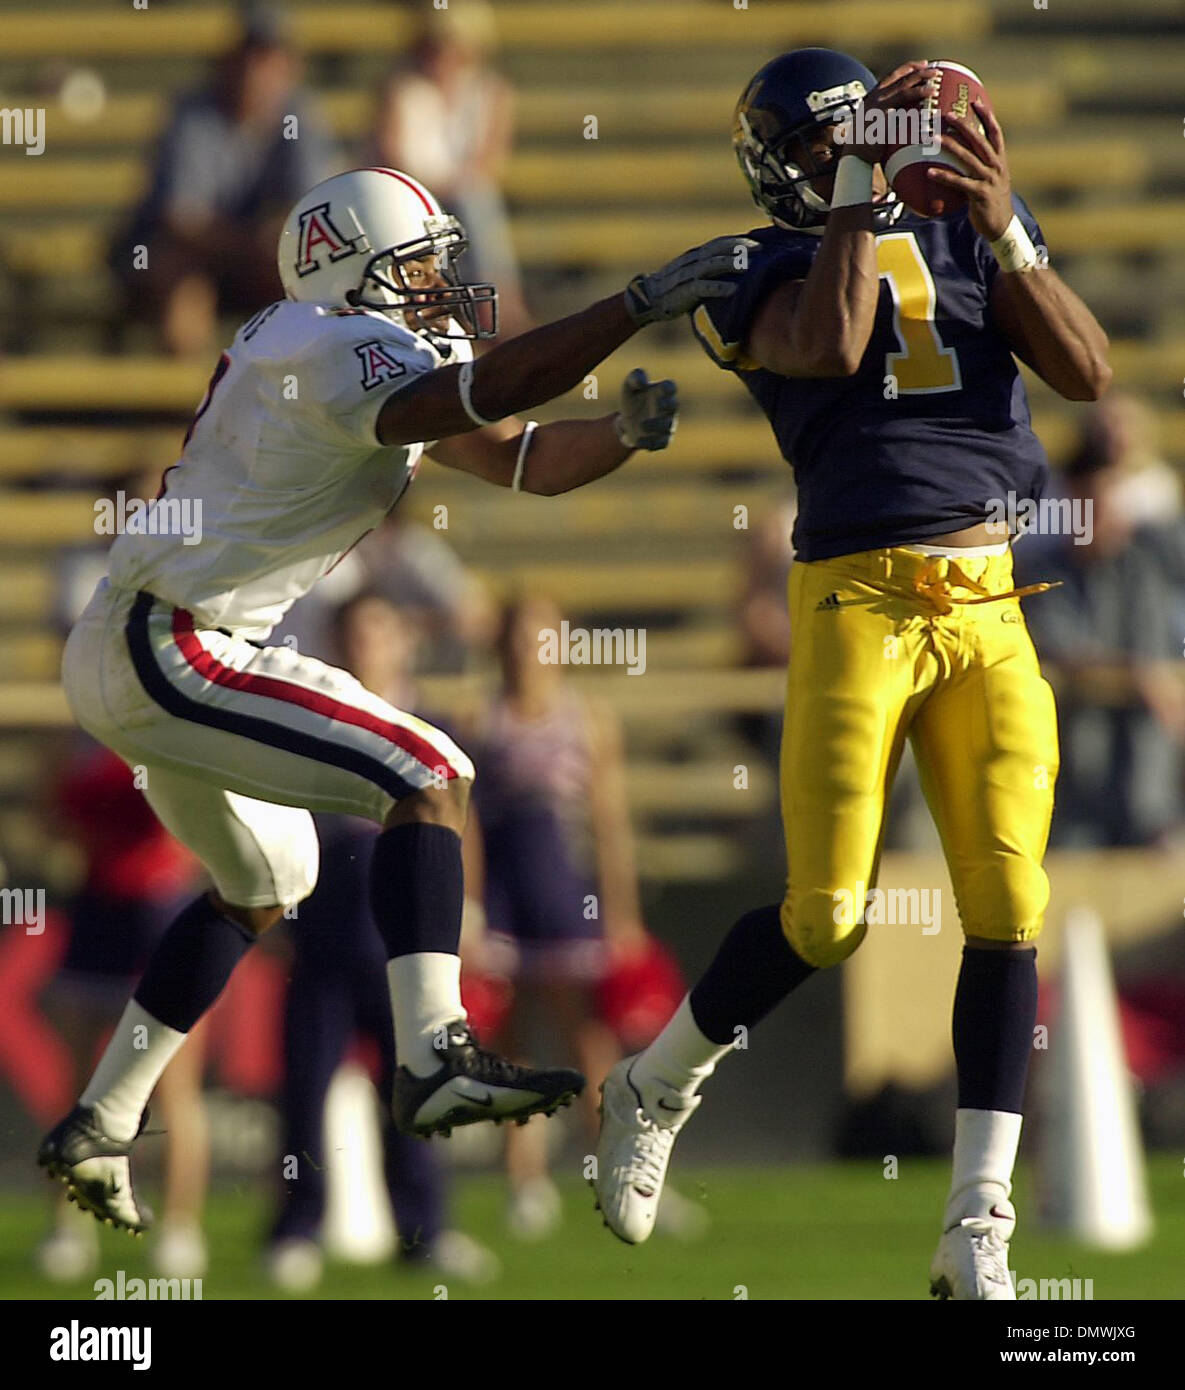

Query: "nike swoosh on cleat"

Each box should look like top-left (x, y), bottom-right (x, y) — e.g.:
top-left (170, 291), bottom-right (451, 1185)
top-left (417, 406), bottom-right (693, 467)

top-left (458, 1089), bottom-right (494, 1107)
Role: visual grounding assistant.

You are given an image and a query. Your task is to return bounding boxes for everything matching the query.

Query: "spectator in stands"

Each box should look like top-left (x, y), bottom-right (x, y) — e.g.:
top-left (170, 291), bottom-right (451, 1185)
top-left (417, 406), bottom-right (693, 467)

top-left (368, 1), bottom-right (531, 339)
top-left (35, 741), bottom-right (208, 1282)
top-left (737, 496), bottom-right (795, 767)
top-left (267, 593), bottom-right (497, 1289)
top-left (111, 5), bottom-right (339, 356)
top-left (274, 511), bottom-right (495, 673)
top-left (1016, 398), bottom-right (1185, 847)
top-left (465, 594), bottom-right (650, 1238)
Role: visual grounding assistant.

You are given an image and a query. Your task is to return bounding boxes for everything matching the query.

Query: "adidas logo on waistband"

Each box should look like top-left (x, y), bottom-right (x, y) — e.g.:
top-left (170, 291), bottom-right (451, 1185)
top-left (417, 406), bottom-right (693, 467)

top-left (816, 592), bottom-right (842, 611)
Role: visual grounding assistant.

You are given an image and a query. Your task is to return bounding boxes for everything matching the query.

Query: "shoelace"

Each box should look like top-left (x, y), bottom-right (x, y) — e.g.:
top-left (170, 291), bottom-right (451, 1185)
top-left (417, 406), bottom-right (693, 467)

top-left (966, 1226), bottom-right (1013, 1290)
top-left (450, 1027), bottom-right (533, 1086)
top-left (622, 1110), bottom-right (676, 1193)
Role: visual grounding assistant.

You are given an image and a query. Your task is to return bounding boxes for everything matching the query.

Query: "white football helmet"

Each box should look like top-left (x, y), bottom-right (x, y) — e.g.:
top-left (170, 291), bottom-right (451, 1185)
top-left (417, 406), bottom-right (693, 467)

top-left (277, 167), bottom-right (498, 339)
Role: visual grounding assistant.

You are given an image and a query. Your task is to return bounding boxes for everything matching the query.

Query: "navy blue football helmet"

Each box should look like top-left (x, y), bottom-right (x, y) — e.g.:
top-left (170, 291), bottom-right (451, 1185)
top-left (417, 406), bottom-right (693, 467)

top-left (733, 47), bottom-right (904, 231)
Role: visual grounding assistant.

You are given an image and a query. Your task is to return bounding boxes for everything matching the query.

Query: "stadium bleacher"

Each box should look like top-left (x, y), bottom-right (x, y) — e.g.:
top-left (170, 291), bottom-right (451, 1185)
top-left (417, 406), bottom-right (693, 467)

top-left (1, 0), bottom-right (1183, 887)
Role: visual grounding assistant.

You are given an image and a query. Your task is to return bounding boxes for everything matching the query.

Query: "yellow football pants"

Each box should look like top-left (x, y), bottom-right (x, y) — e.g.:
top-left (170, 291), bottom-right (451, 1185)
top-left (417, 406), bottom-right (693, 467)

top-left (780, 545), bottom-right (1059, 967)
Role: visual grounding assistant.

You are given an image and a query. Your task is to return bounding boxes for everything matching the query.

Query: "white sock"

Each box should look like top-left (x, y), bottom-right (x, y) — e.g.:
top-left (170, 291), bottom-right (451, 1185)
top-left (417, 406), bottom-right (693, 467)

top-left (386, 952), bottom-right (467, 1077)
top-left (79, 999), bottom-right (187, 1143)
top-left (944, 1108), bottom-right (1023, 1229)
top-left (630, 995), bottom-right (734, 1113)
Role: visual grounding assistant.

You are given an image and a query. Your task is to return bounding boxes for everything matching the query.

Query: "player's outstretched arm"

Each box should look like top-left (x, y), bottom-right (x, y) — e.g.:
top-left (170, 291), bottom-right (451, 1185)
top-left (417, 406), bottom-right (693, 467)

top-left (427, 370), bottom-right (677, 495)
top-left (989, 263), bottom-right (1112, 402)
top-left (377, 237), bottom-right (749, 449)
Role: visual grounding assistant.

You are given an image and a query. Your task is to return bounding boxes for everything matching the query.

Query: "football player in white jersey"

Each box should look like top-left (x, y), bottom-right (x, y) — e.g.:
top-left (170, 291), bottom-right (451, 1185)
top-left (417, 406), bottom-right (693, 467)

top-left (39, 166), bottom-right (750, 1234)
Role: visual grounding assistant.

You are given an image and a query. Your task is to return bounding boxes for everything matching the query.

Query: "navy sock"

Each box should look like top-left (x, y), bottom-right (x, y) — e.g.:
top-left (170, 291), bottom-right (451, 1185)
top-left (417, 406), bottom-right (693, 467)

top-left (952, 946), bottom-right (1038, 1112)
top-left (369, 822), bottom-right (464, 959)
top-left (689, 904), bottom-right (816, 1045)
top-left (134, 894), bottom-right (256, 1032)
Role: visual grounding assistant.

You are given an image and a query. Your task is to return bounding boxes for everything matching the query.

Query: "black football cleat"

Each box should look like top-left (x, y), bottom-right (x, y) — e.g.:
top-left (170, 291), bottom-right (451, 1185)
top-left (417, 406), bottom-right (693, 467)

top-left (391, 1021), bottom-right (585, 1138)
top-left (37, 1105), bottom-right (154, 1235)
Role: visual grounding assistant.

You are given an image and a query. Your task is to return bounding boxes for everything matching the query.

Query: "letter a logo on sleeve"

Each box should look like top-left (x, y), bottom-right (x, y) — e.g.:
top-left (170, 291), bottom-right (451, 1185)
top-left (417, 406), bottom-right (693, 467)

top-left (295, 203), bottom-right (363, 276)
top-left (354, 340), bottom-right (407, 390)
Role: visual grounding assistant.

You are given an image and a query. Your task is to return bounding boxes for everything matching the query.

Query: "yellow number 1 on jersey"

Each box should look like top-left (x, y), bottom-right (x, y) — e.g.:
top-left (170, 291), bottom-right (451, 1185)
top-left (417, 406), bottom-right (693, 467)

top-left (875, 232), bottom-right (961, 394)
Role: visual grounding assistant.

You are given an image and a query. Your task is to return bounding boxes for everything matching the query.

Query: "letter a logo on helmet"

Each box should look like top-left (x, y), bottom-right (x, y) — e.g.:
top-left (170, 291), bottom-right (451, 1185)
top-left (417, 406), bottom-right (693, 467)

top-left (294, 202), bottom-right (364, 277)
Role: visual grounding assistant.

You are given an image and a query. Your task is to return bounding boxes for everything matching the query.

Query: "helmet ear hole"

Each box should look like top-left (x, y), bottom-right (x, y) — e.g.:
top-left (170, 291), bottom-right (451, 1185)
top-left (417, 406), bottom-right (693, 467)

top-left (345, 288), bottom-right (361, 306)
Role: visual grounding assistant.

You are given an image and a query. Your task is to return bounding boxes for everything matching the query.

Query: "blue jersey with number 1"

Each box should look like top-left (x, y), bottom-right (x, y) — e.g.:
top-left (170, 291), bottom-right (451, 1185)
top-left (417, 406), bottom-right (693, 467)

top-left (691, 195), bottom-right (1049, 561)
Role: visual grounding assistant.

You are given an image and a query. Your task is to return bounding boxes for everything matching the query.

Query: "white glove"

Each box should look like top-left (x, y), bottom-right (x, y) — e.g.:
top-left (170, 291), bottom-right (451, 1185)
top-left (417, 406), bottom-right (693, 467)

top-left (613, 368), bottom-right (678, 451)
top-left (623, 235), bottom-right (758, 325)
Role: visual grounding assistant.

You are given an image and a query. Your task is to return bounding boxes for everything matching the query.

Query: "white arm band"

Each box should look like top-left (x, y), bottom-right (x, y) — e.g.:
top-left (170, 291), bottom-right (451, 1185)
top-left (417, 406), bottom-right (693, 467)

top-left (458, 359), bottom-right (499, 427)
top-left (512, 421), bottom-right (538, 493)
top-left (989, 214), bottom-right (1040, 273)
top-left (829, 155), bottom-right (874, 209)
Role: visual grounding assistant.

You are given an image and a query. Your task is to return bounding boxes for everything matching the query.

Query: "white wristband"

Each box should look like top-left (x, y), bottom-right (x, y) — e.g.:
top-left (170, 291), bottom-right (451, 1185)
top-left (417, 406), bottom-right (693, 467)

top-left (512, 421), bottom-right (537, 492)
top-left (458, 359), bottom-right (499, 426)
top-left (829, 155), bottom-right (874, 210)
top-left (990, 214), bottom-right (1040, 273)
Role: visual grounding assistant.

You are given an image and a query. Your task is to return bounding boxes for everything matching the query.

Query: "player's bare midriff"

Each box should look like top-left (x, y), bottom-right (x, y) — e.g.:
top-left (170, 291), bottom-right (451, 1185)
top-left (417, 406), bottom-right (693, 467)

top-left (928, 521), bottom-right (1003, 548)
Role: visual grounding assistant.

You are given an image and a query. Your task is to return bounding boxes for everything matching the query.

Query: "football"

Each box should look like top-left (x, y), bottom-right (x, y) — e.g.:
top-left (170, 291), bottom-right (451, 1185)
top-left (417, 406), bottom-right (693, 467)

top-left (885, 60), bottom-right (992, 218)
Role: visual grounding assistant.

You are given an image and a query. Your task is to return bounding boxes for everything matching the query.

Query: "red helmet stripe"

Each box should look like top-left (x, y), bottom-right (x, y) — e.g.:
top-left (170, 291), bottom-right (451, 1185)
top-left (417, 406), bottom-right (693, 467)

top-left (359, 167), bottom-right (436, 215)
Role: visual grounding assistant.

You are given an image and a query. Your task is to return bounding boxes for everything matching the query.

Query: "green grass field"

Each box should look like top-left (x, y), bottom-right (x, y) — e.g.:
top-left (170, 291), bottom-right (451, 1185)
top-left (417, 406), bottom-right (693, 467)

top-left (5, 1156), bottom-right (1182, 1301)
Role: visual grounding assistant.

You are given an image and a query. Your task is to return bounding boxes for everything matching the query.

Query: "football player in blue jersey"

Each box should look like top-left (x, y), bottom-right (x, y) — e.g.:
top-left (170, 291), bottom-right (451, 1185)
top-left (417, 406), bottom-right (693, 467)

top-left (592, 48), bottom-right (1111, 1299)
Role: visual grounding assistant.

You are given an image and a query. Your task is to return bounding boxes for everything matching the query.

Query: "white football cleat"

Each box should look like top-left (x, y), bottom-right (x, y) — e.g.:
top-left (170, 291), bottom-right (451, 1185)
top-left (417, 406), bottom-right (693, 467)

top-left (930, 1199), bottom-right (1017, 1300)
top-left (591, 1058), bottom-right (699, 1245)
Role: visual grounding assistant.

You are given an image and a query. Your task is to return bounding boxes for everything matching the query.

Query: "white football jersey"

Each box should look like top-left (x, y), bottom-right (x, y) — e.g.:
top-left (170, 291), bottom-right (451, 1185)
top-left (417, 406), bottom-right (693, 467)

top-left (108, 300), bottom-right (470, 640)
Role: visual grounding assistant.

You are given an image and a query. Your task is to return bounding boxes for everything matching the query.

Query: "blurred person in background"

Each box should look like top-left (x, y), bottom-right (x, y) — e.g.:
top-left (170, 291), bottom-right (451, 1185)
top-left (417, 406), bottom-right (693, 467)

top-left (274, 510), bottom-right (495, 674)
top-left (1016, 397), bottom-right (1185, 848)
top-left (368, 2), bottom-right (531, 339)
top-left (736, 496), bottom-right (795, 767)
top-left (110, 5), bottom-right (339, 356)
top-left (466, 595), bottom-right (705, 1239)
top-left (1097, 392), bottom-right (1181, 526)
top-left (268, 592), bottom-right (497, 1289)
top-left (36, 742), bottom-right (208, 1281)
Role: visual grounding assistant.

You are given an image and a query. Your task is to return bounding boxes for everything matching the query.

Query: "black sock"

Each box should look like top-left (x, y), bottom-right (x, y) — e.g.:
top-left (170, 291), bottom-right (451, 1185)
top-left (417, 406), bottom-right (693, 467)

top-left (689, 904), bottom-right (817, 1045)
top-left (952, 946), bottom-right (1038, 1112)
top-left (369, 822), bottom-right (464, 959)
top-left (134, 894), bottom-right (256, 1032)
